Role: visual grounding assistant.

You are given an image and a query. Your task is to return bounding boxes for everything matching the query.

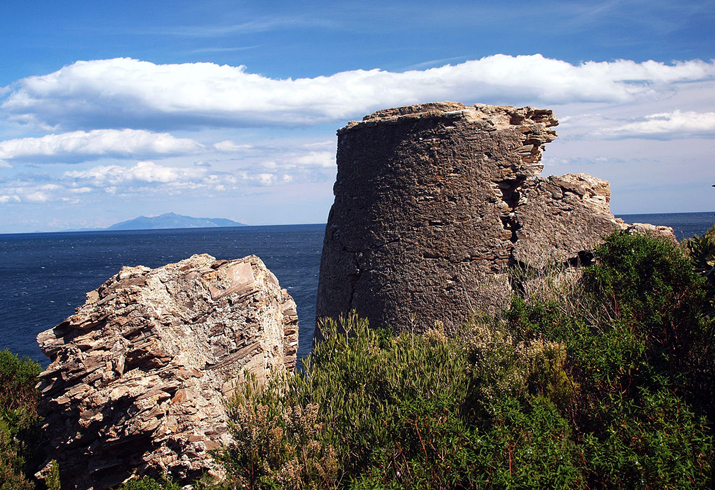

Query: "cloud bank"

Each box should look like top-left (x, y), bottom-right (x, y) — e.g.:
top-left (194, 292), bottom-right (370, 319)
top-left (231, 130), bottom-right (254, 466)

top-left (3, 55), bottom-right (714, 131)
top-left (0, 129), bottom-right (203, 163)
top-left (65, 160), bottom-right (207, 185)
top-left (1, 54), bottom-right (713, 229)
top-left (606, 110), bottom-right (715, 139)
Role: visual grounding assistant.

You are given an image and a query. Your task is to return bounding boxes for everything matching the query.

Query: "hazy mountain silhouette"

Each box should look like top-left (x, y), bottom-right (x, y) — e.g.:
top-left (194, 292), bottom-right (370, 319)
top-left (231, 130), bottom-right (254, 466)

top-left (108, 212), bottom-right (246, 230)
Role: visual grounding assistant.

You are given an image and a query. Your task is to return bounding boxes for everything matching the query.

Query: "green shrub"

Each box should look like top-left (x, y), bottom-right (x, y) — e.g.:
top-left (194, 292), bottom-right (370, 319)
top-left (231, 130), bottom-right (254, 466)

top-left (1, 424), bottom-right (35, 490)
top-left (683, 223), bottom-right (715, 283)
top-left (218, 314), bottom-right (477, 489)
top-left (503, 231), bottom-right (715, 487)
top-left (117, 475), bottom-right (184, 490)
top-left (215, 370), bottom-right (338, 490)
top-left (468, 318), bottom-right (578, 412)
top-left (217, 231), bottom-right (715, 488)
top-left (45, 460), bottom-right (61, 490)
top-left (0, 349), bottom-right (42, 490)
top-left (474, 396), bottom-right (584, 489)
top-left (583, 387), bottom-right (712, 489)
top-left (218, 313), bottom-right (594, 489)
top-left (584, 232), bottom-right (711, 388)
top-left (0, 348), bottom-right (42, 415)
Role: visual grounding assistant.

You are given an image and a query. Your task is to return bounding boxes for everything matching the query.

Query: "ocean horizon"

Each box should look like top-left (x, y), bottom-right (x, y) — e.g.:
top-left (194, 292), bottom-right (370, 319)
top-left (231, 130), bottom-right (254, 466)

top-left (2, 212), bottom-right (713, 367)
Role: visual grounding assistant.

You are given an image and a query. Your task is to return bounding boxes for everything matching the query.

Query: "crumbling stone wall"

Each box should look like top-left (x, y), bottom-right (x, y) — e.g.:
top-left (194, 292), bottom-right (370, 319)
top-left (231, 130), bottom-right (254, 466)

top-left (315, 102), bottom-right (670, 335)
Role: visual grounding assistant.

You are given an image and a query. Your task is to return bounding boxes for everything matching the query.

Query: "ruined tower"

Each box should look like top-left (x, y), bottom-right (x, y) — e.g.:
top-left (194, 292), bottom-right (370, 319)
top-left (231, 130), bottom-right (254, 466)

top-left (315, 102), bottom-right (667, 334)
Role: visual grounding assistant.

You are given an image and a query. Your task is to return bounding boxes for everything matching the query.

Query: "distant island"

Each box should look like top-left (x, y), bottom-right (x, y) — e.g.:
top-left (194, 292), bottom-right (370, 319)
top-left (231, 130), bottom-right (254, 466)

top-left (107, 212), bottom-right (246, 230)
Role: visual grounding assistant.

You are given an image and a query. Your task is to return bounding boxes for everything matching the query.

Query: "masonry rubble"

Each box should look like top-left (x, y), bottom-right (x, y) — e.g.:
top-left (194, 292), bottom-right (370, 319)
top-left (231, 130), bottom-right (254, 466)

top-left (36, 254), bottom-right (298, 490)
top-left (316, 102), bottom-right (674, 335)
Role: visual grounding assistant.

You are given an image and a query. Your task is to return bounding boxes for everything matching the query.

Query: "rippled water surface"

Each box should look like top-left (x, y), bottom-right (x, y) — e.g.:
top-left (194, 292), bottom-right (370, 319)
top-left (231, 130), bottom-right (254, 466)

top-left (0, 224), bottom-right (324, 365)
top-left (1, 213), bottom-right (713, 366)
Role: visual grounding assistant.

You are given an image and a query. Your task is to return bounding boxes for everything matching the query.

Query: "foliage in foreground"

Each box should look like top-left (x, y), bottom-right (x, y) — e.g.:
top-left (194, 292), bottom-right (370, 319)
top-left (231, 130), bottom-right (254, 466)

top-left (217, 230), bottom-right (715, 489)
top-left (0, 349), bottom-right (43, 490)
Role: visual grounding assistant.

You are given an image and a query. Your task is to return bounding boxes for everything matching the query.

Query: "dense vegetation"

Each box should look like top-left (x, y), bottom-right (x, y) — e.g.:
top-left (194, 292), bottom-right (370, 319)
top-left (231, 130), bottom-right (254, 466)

top-left (3, 228), bottom-right (715, 489)
top-left (212, 230), bottom-right (715, 489)
top-left (0, 349), bottom-right (43, 490)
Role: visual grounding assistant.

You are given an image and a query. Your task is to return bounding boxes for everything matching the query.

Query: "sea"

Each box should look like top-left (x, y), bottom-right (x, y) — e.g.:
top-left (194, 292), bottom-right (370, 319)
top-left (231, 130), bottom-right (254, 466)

top-left (1, 212), bottom-right (713, 367)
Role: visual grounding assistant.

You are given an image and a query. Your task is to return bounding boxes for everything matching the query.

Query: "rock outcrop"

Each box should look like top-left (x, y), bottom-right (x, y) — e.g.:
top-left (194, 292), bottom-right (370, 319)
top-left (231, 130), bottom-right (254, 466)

top-left (316, 102), bottom-right (673, 334)
top-left (36, 254), bottom-right (298, 490)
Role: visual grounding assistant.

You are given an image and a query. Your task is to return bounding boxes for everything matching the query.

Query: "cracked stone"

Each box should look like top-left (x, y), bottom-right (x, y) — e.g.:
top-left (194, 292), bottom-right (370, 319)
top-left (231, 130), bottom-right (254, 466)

top-left (36, 254), bottom-right (298, 490)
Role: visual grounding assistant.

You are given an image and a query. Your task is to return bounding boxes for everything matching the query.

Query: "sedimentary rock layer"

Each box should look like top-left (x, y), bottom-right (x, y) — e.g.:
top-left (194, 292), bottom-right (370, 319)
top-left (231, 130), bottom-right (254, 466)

top-left (316, 102), bottom-right (672, 334)
top-left (36, 254), bottom-right (298, 490)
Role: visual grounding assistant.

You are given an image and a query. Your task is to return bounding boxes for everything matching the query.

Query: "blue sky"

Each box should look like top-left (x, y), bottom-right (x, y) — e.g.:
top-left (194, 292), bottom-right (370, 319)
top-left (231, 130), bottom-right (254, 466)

top-left (0, 0), bottom-right (713, 233)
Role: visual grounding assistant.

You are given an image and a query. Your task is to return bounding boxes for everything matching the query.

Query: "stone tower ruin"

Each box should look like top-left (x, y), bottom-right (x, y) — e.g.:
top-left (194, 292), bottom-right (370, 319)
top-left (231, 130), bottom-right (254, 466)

top-left (315, 102), bottom-right (670, 335)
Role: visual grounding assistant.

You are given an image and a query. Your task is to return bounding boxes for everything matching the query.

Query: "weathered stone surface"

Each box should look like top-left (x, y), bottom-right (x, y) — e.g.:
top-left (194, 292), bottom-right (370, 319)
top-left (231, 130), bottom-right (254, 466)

top-left (316, 102), bottom-right (673, 335)
top-left (36, 254), bottom-right (298, 490)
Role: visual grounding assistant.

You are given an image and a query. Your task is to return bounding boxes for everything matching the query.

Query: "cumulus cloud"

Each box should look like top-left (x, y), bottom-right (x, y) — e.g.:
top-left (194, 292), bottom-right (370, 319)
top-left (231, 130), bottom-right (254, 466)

top-left (1, 161), bottom-right (214, 204)
top-left (605, 110), bottom-right (715, 139)
top-left (64, 160), bottom-right (207, 185)
top-left (213, 140), bottom-right (253, 152)
top-left (3, 55), bottom-right (714, 131)
top-left (0, 129), bottom-right (203, 163)
top-left (293, 151), bottom-right (335, 168)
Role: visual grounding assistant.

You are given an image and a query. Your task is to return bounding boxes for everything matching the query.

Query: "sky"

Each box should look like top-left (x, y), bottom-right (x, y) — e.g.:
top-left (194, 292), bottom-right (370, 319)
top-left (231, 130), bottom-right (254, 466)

top-left (0, 0), bottom-right (713, 233)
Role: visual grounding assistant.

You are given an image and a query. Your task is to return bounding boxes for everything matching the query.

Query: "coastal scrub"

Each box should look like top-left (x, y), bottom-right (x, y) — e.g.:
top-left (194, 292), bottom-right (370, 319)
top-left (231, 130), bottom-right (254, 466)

top-left (0, 349), bottom-right (42, 490)
top-left (219, 230), bottom-right (715, 489)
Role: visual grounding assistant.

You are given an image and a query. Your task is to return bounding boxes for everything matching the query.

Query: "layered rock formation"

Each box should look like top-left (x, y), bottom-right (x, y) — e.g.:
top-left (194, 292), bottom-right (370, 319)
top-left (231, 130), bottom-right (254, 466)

top-left (36, 254), bottom-right (298, 490)
top-left (316, 102), bottom-right (672, 334)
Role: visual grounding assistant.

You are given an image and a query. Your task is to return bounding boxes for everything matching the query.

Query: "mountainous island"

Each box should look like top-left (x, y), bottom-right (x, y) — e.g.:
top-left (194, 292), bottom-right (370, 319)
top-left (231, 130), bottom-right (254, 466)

top-left (107, 212), bottom-right (246, 230)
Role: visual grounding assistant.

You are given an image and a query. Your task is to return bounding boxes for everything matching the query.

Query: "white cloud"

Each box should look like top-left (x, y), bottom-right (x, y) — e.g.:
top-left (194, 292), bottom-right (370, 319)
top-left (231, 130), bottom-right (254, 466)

top-left (25, 192), bottom-right (49, 202)
top-left (3, 56), bottom-right (714, 131)
top-left (301, 140), bottom-right (335, 150)
top-left (294, 151), bottom-right (335, 168)
top-left (256, 173), bottom-right (275, 185)
top-left (605, 110), bottom-right (715, 138)
top-left (213, 140), bottom-right (253, 152)
top-left (65, 160), bottom-right (207, 185)
top-left (41, 159), bottom-right (310, 199)
top-left (0, 129), bottom-right (203, 162)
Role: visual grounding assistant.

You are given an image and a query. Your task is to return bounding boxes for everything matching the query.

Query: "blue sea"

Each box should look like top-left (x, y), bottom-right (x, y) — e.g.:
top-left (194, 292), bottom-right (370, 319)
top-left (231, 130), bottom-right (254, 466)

top-left (1, 212), bottom-right (713, 367)
top-left (0, 224), bottom-right (325, 366)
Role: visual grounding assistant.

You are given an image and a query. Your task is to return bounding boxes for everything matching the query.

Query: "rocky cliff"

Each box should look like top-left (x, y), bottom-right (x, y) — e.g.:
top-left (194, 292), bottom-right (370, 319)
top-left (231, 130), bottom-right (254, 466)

top-left (36, 254), bottom-right (298, 489)
top-left (316, 102), bottom-right (672, 335)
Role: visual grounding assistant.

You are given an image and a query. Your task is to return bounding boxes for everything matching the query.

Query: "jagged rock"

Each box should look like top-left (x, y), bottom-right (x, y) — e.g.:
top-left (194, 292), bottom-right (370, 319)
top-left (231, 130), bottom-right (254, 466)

top-left (36, 254), bottom-right (298, 490)
top-left (316, 102), bottom-right (674, 335)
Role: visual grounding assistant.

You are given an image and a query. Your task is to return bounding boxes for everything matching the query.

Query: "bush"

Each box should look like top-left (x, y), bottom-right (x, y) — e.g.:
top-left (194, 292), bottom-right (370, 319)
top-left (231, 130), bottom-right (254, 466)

top-left (214, 231), bottom-right (715, 488)
top-left (217, 315), bottom-right (477, 489)
top-left (585, 232), bottom-right (710, 382)
top-left (504, 231), bottom-right (715, 487)
top-left (583, 387), bottom-right (712, 489)
top-left (219, 314), bottom-right (591, 489)
top-left (215, 370), bottom-right (338, 490)
top-left (0, 349), bottom-right (42, 490)
top-left (682, 223), bottom-right (715, 294)
top-left (117, 475), bottom-right (185, 490)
